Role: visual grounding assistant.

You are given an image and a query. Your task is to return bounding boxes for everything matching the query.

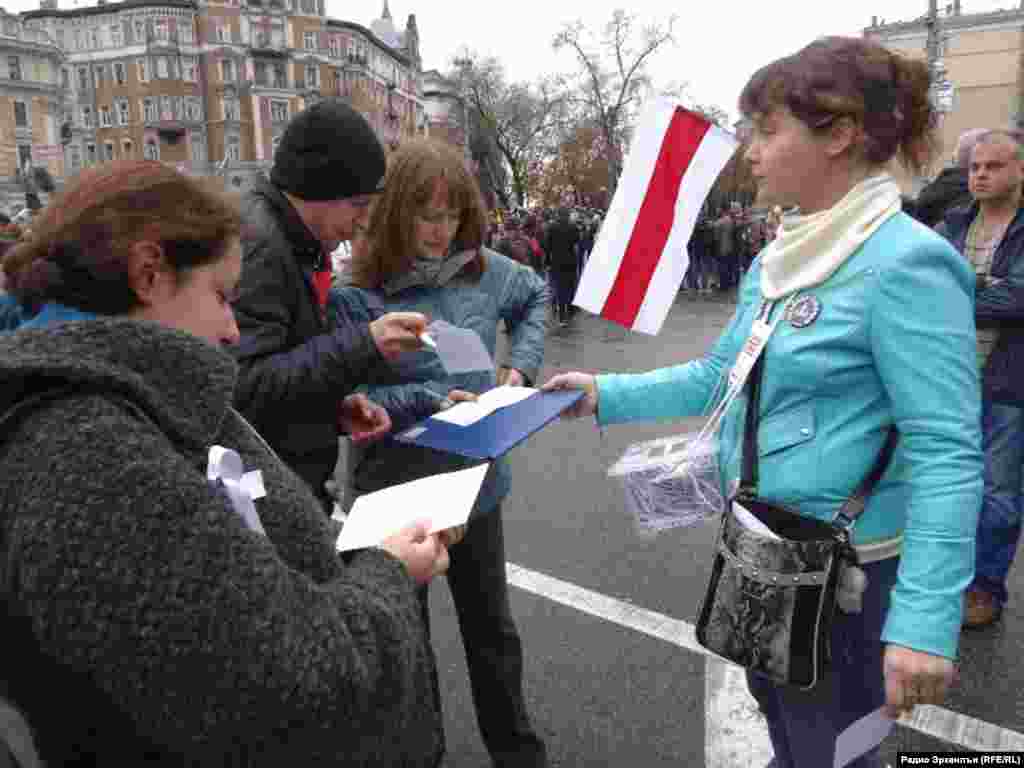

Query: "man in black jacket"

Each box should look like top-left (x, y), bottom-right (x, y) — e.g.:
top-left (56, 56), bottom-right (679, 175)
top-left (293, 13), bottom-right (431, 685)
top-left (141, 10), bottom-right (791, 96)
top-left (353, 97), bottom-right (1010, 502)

top-left (232, 99), bottom-right (427, 508)
top-left (544, 208), bottom-right (579, 326)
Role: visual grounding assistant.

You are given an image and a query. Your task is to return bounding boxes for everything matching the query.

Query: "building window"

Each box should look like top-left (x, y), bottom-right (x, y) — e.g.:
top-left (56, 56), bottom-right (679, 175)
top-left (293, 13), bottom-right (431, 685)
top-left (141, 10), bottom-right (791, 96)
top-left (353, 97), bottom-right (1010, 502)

top-left (110, 23), bottom-right (122, 47)
top-left (93, 64), bottom-right (106, 89)
top-left (61, 67), bottom-right (70, 89)
top-left (221, 59), bottom-right (235, 82)
top-left (254, 60), bottom-right (267, 86)
top-left (13, 101), bottom-right (28, 129)
top-left (329, 36), bottom-right (340, 58)
top-left (154, 18), bottom-right (168, 42)
top-left (102, 142), bottom-right (114, 162)
top-left (156, 57), bottom-right (168, 78)
top-left (143, 138), bottom-right (159, 160)
top-left (273, 62), bottom-right (286, 89)
top-left (185, 96), bottom-right (202, 121)
top-left (16, 145), bottom-right (32, 176)
top-left (133, 19), bottom-right (145, 43)
top-left (190, 132), bottom-right (205, 163)
top-left (73, 29), bottom-right (82, 50)
top-left (216, 25), bottom-right (229, 43)
top-left (174, 96), bottom-right (183, 120)
top-left (90, 28), bottom-right (99, 49)
top-left (116, 99), bottom-right (130, 125)
top-left (69, 145), bottom-right (82, 173)
top-left (77, 66), bottom-right (89, 91)
top-left (81, 106), bottom-right (93, 128)
top-left (114, 61), bottom-right (126, 85)
top-left (300, 0), bottom-right (315, 13)
top-left (179, 24), bottom-right (193, 44)
top-left (303, 31), bottom-right (316, 50)
top-left (183, 56), bottom-right (197, 82)
top-left (143, 97), bottom-right (157, 122)
top-left (305, 63), bottom-right (318, 88)
top-left (226, 134), bottom-right (240, 161)
top-left (270, 99), bottom-right (288, 123)
top-left (99, 105), bottom-right (112, 127)
top-left (86, 143), bottom-right (96, 165)
top-left (122, 139), bottom-right (133, 158)
top-left (138, 58), bottom-right (148, 83)
top-left (8, 55), bottom-right (21, 81)
top-left (222, 96), bottom-right (239, 121)
top-left (160, 95), bottom-right (173, 120)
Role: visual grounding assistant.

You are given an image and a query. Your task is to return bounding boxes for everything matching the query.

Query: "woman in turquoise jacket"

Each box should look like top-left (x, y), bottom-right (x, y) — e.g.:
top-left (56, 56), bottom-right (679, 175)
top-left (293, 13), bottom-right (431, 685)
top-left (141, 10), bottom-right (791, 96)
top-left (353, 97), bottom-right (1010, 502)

top-left (334, 138), bottom-right (551, 768)
top-left (546, 37), bottom-right (982, 768)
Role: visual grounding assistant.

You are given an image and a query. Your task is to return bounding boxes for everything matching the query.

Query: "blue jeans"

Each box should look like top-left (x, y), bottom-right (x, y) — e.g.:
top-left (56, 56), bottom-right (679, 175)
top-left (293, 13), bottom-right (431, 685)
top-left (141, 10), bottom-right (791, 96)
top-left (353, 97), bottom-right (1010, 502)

top-left (746, 557), bottom-right (899, 768)
top-left (974, 400), bottom-right (1024, 606)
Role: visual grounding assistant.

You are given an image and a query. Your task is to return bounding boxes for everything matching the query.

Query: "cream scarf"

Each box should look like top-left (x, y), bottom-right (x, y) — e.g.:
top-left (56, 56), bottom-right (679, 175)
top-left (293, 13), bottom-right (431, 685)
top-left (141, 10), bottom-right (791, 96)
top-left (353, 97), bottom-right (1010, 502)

top-left (759, 174), bottom-right (902, 300)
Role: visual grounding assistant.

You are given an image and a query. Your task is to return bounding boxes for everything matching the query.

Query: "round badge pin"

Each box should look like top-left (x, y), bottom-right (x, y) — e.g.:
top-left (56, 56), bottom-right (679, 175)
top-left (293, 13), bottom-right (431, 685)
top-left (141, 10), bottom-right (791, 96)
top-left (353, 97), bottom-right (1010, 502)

top-left (787, 295), bottom-right (822, 329)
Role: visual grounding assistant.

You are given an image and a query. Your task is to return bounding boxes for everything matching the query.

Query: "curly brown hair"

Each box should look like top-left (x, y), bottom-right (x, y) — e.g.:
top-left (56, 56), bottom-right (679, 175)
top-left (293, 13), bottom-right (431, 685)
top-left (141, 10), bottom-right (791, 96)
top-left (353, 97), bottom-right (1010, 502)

top-left (739, 36), bottom-right (937, 174)
top-left (349, 138), bottom-right (490, 290)
top-left (2, 160), bottom-right (241, 314)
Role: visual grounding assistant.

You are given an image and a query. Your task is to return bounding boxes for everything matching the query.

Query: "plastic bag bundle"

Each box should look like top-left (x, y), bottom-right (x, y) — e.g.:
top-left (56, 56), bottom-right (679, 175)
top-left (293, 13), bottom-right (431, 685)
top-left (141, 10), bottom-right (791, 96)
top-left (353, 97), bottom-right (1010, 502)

top-left (608, 432), bottom-right (724, 534)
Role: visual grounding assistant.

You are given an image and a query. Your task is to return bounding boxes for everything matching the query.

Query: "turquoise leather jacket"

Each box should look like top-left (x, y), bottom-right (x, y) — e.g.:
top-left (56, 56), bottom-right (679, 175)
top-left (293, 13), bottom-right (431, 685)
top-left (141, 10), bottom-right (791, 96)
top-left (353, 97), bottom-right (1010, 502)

top-left (596, 213), bottom-right (983, 660)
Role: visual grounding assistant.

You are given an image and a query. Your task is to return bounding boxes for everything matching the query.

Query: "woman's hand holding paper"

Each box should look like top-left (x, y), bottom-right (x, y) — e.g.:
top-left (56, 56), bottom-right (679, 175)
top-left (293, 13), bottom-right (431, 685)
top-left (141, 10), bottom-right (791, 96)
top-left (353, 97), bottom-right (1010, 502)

top-left (380, 520), bottom-right (450, 584)
top-left (542, 372), bottom-right (599, 419)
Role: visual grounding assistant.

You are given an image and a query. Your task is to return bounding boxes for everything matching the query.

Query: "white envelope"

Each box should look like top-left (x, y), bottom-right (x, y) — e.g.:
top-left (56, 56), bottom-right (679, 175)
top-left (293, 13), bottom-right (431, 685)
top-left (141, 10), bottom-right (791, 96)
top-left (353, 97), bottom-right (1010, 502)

top-left (335, 463), bottom-right (489, 552)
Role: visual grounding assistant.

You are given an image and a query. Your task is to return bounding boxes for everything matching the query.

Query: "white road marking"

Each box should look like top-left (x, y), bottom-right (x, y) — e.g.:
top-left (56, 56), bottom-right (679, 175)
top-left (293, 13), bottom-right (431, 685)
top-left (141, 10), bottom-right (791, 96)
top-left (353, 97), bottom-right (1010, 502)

top-left (506, 562), bottom-right (1024, 763)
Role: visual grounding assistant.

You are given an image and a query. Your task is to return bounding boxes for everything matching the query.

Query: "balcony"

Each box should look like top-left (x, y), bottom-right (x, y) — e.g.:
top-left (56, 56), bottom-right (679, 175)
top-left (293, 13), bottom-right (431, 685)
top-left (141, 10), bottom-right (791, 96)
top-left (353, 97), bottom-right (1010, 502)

top-left (250, 33), bottom-right (289, 57)
top-left (253, 73), bottom-right (289, 90)
top-left (343, 53), bottom-right (368, 71)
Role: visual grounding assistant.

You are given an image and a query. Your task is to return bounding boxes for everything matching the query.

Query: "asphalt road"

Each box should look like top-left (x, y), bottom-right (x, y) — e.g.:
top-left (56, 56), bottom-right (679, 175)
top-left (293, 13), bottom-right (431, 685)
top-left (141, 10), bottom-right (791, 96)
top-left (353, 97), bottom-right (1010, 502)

top-left (426, 291), bottom-right (1024, 767)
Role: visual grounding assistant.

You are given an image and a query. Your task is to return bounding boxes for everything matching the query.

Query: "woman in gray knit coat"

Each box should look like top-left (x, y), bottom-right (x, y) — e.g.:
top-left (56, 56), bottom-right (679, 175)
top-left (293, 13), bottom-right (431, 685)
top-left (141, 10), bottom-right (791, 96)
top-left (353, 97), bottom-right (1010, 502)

top-left (0, 160), bottom-right (451, 766)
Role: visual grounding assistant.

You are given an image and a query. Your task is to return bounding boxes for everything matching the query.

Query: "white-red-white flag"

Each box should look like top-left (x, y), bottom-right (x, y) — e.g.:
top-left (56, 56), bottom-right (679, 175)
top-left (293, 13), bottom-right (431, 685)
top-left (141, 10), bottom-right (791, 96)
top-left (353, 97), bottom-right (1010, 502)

top-left (574, 100), bottom-right (739, 335)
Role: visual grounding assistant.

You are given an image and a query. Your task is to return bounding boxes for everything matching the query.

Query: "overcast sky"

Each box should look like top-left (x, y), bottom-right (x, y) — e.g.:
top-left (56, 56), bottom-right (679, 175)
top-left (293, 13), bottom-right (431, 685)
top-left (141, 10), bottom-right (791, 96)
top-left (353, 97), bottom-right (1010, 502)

top-left (4, 0), bottom-right (1016, 120)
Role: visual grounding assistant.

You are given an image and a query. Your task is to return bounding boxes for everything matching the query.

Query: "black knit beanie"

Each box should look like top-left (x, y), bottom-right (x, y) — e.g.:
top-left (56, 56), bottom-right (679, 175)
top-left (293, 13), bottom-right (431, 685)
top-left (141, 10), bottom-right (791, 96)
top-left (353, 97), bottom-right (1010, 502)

top-left (270, 99), bottom-right (386, 201)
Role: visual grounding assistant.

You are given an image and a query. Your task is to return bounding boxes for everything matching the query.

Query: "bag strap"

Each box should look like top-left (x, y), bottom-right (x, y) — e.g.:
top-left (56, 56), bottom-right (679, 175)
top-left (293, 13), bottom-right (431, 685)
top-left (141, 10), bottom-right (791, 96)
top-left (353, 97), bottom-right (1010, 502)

top-left (739, 346), bottom-right (898, 530)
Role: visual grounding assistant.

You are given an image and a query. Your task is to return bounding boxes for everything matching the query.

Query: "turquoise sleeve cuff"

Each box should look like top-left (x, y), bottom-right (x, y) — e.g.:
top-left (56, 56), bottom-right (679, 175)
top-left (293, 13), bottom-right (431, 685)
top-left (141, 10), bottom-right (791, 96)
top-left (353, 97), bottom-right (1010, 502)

top-left (882, 534), bottom-right (974, 659)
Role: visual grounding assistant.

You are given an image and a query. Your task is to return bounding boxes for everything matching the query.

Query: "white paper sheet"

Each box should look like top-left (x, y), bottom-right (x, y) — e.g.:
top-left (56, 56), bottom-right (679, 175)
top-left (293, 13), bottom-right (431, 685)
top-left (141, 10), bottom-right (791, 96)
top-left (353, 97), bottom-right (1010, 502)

top-left (428, 320), bottom-right (494, 374)
top-left (431, 386), bottom-right (537, 427)
top-left (335, 463), bottom-right (489, 552)
top-left (732, 500), bottom-right (782, 541)
top-left (833, 708), bottom-right (894, 768)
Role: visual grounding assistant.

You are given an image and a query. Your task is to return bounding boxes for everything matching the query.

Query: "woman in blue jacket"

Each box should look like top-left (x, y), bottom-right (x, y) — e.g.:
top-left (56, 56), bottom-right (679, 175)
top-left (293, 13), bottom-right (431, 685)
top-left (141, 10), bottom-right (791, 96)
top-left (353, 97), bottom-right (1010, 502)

top-left (546, 37), bottom-right (982, 767)
top-left (334, 138), bottom-right (551, 768)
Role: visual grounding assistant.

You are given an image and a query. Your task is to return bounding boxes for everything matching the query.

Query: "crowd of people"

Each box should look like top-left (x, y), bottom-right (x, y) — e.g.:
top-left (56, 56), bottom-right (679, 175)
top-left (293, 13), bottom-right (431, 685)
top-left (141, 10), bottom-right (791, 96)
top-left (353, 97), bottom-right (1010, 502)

top-left (0, 31), bottom-right (1014, 768)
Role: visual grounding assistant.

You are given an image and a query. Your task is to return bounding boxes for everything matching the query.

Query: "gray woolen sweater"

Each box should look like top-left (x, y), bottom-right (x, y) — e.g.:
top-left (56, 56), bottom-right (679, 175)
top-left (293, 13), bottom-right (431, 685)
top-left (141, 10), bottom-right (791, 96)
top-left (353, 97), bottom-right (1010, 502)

top-left (0, 318), bottom-right (443, 766)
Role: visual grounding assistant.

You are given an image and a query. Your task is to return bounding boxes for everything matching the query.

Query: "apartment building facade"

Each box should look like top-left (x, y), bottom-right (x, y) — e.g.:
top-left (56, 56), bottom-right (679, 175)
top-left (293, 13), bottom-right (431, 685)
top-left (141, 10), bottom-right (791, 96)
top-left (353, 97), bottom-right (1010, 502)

top-left (17, 0), bottom-right (432, 189)
top-left (0, 8), bottom-right (65, 209)
top-left (865, 6), bottom-right (1024, 188)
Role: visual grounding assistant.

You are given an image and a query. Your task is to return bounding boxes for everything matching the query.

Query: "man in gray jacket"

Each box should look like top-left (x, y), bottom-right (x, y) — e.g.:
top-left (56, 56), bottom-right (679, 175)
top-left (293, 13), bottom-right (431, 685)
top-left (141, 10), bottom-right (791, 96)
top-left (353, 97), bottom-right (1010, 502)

top-left (232, 99), bottom-right (427, 508)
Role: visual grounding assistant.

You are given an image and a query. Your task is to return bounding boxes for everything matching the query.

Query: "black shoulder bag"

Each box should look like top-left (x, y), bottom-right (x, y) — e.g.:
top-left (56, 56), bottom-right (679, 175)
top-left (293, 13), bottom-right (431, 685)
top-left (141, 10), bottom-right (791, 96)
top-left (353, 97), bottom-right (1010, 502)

top-left (695, 353), bottom-right (898, 690)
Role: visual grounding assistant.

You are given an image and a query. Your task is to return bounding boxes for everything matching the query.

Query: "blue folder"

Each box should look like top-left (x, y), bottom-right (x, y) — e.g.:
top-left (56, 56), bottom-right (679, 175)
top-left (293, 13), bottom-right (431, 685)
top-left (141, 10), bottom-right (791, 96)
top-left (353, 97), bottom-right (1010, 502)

top-left (395, 389), bottom-right (585, 460)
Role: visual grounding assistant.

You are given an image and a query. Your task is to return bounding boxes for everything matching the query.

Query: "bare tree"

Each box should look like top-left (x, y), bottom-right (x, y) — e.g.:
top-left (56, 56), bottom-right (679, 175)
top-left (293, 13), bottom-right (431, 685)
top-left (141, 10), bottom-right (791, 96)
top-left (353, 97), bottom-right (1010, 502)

top-left (553, 10), bottom-right (676, 193)
top-left (451, 51), bottom-right (566, 207)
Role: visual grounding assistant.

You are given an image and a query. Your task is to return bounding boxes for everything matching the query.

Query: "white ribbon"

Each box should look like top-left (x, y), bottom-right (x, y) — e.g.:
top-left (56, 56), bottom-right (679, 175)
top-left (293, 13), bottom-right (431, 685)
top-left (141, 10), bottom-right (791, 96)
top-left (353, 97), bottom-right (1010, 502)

top-left (207, 446), bottom-right (267, 535)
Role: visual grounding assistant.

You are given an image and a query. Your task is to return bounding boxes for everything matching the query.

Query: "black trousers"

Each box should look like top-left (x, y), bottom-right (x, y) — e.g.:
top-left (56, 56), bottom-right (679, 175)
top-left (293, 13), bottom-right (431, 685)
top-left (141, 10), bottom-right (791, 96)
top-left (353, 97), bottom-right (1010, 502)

top-left (419, 504), bottom-right (547, 768)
